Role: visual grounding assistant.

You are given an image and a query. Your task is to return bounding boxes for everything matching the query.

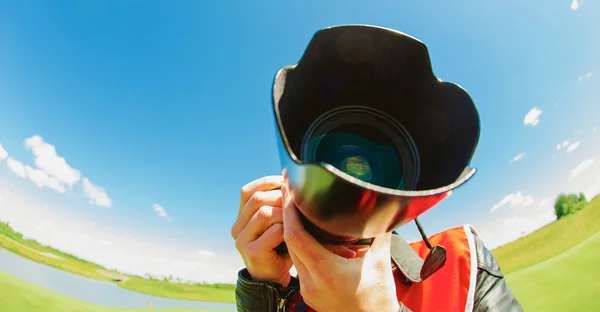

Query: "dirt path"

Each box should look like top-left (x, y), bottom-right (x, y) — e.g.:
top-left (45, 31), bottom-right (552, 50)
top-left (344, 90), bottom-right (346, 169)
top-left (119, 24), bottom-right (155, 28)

top-left (96, 269), bottom-right (129, 281)
top-left (0, 235), bottom-right (64, 260)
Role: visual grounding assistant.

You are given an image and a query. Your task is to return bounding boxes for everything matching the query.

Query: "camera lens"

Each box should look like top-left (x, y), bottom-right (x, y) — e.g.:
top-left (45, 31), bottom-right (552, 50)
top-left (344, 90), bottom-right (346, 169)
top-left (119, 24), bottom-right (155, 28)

top-left (301, 106), bottom-right (420, 191)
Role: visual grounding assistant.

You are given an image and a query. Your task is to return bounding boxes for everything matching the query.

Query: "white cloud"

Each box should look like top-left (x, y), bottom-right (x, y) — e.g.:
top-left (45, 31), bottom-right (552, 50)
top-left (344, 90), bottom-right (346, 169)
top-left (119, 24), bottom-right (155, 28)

top-left (556, 140), bottom-right (581, 154)
top-left (0, 144), bottom-right (8, 160)
top-left (21, 135), bottom-right (112, 207)
top-left (560, 156), bottom-right (600, 199)
top-left (566, 141), bottom-right (581, 153)
top-left (24, 165), bottom-right (66, 193)
top-left (556, 140), bottom-right (569, 150)
top-left (490, 191), bottom-right (535, 213)
top-left (476, 194), bottom-right (556, 249)
top-left (571, 0), bottom-right (581, 10)
top-left (509, 152), bottom-right (527, 163)
top-left (152, 204), bottom-right (169, 219)
top-left (524, 107), bottom-right (542, 127)
top-left (24, 135), bottom-right (81, 187)
top-left (578, 71), bottom-right (592, 81)
top-left (0, 187), bottom-right (241, 284)
top-left (82, 178), bottom-right (112, 208)
top-left (569, 158), bottom-right (594, 181)
top-left (6, 157), bottom-right (27, 178)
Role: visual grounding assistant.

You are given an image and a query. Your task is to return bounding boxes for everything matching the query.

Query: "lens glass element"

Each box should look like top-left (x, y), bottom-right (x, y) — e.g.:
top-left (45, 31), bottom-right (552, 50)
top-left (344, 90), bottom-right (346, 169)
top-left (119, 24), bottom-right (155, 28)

top-left (301, 107), bottom-right (420, 190)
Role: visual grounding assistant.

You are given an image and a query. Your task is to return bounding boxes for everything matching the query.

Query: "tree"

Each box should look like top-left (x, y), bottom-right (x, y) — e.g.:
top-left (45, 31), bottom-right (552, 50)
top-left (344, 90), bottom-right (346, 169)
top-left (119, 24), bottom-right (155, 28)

top-left (554, 192), bottom-right (589, 220)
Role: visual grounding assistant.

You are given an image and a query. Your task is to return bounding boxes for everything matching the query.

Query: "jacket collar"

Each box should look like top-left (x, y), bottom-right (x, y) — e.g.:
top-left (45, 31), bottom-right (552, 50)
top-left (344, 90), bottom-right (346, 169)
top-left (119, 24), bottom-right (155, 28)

top-left (390, 231), bottom-right (425, 285)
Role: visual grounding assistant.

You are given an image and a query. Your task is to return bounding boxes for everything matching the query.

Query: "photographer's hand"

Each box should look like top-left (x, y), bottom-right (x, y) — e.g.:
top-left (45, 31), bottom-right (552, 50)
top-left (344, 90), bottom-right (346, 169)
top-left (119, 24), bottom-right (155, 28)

top-left (281, 185), bottom-right (400, 312)
top-left (231, 175), bottom-right (293, 287)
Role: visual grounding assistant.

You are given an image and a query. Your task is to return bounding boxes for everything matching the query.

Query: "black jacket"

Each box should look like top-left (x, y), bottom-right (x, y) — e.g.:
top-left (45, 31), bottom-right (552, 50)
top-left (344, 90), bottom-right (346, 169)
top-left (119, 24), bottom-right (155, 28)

top-left (234, 227), bottom-right (524, 312)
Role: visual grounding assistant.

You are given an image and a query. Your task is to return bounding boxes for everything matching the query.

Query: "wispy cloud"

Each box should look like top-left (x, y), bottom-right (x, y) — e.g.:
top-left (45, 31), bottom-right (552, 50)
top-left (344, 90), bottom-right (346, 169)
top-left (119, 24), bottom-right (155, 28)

top-left (490, 191), bottom-right (535, 213)
top-left (152, 204), bottom-right (170, 220)
top-left (593, 126), bottom-right (597, 133)
top-left (5, 153), bottom-right (67, 193)
top-left (509, 152), bottom-right (527, 163)
top-left (24, 135), bottom-right (81, 187)
top-left (566, 141), bottom-right (581, 153)
top-left (6, 157), bottom-right (27, 178)
top-left (82, 178), bottom-right (112, 208)
top-left (556, 140), bottom-right (581, 154)
top-left (571, 0), bottom-right (583, 11)
top-left (477, 194), bottom-right (555, 249)
top-left (24, 166), bottom-right (67, 193)
top-left (524, 107), bottom-right (542, 127)
top-left (556, 140), bottom-right (570, 150)
top-left (578, 71), bottom-right (592, 81)
top-left (0, 187), bottom-right (241, 284)
top-left (569, 158), bottom-right (594, 180)
top-left (0, 144), bottom-right (7, 160)
top-left (4, 135), bottom-right (112, 207)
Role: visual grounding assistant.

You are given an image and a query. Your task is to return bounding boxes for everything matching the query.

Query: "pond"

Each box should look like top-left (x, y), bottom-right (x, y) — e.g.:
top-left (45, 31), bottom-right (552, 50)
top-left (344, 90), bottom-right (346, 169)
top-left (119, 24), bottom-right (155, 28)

top-left (0, 249), bottom-right (237, 311)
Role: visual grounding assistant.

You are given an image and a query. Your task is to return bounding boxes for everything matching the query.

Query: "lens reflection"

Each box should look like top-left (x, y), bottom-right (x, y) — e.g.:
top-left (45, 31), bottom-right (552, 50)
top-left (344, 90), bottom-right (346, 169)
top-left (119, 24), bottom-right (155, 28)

top-left (340, 155), bottom-right (372, 182)
top-left (300, 107), bottom-right (420, 191)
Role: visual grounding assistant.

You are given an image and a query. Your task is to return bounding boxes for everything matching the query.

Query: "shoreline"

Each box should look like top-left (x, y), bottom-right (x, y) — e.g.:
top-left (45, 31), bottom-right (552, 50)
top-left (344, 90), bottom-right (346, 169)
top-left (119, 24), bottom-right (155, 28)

top-left (0, 222), bottom-right (236, 304)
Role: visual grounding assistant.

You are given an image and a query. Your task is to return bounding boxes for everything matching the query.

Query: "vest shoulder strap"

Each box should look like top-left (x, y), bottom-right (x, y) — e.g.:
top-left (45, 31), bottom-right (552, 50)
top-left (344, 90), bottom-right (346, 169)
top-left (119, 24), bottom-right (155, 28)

top-left (394, 224), bottom-right (479, 312)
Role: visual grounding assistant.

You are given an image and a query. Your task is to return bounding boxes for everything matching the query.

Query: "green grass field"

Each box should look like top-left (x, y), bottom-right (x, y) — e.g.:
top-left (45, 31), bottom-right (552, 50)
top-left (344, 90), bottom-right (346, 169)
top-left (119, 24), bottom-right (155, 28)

top-left (491, 194), bottom-right (600, 311)
top-left (492, 195), bottom-right (600, 274)
top-left (2, 194), bottom-right (599, 311)
top-left (0, 271), bottom-right (232, 312)
top-left (0, 222), bottom-right (235, 304)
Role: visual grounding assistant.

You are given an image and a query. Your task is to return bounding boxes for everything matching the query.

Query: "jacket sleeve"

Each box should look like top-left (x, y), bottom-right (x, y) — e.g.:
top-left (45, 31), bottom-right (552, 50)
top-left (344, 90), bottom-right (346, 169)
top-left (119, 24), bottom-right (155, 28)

top-left (235, 268), bottom-right (299, 312)
top-left (472, 232), bottom-right (524, 312)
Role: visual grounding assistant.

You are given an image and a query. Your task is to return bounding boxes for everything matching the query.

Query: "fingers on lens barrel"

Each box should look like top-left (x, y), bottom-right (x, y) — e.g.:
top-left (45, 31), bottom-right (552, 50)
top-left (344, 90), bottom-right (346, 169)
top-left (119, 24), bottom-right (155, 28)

top-left (244, 205), bottom-right (283, 241)
top-left (235, 206), bottom-right (283, 254)
top-left (239, 176), bottom-right (283, 212)
top-left (232, 189), bottom-right (283, 239)
top-left (251, 223), bottom-right (285, 254)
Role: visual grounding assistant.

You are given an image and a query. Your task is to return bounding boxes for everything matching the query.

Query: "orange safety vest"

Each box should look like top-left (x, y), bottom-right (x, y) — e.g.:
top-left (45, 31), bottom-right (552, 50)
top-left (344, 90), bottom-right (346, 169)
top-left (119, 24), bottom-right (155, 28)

top-left (288, 225), bottom-right (478, 312)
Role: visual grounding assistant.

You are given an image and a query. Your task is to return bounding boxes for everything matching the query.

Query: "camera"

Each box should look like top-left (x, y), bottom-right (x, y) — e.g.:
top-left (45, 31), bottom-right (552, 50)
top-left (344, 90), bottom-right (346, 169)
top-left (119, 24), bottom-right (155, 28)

top-left (272, 25), bottom-right (480, 252)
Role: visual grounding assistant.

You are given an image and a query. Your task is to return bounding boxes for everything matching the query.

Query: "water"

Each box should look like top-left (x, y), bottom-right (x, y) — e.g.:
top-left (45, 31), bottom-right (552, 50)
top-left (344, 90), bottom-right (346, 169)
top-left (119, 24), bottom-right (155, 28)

top-left (0, 249), bottom-right (237, 311)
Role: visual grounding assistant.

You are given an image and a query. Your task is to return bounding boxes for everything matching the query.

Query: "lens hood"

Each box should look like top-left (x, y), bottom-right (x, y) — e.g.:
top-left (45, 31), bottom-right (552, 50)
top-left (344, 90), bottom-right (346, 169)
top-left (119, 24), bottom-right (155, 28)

top-left (272, 25), bottom-right (480, 244)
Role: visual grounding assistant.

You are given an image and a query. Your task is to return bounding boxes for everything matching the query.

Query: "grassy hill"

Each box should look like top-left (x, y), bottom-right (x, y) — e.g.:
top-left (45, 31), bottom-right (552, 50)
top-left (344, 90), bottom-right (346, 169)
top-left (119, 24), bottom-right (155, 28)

top-left (3, 194), bottom-right (599, 311)
top-left (491, 194), bottom-right (600, 274)
top-left (0, 271), bottom-right (232, 312)
top-left (0, 222), bottom-right (235, 303)
top-left (504, 226), bottom-right (600, 311)
top-left (490, 194), bottom-right (600, 311)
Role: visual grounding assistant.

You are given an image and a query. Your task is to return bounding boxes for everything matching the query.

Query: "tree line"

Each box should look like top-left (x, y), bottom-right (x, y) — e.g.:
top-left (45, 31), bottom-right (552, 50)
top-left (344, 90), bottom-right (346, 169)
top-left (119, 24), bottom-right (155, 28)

top-left (554, 192), bottom-right (589, 220)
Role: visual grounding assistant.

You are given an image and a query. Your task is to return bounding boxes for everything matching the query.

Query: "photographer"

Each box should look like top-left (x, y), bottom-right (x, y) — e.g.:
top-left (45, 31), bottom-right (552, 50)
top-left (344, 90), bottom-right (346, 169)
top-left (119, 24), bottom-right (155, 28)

top-left (231, 25), bottom-right (524, 312)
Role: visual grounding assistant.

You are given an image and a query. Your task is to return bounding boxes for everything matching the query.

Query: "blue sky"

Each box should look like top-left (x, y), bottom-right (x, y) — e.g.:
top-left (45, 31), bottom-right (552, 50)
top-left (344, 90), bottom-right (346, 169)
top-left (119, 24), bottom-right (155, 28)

top-left (0, 1), bottom-right (598, 283)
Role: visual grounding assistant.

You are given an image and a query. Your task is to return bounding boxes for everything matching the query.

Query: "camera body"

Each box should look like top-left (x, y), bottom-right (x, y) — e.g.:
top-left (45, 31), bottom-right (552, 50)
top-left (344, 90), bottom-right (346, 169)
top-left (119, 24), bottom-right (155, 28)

top-left (272, 25), bottom-right (480, 247)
